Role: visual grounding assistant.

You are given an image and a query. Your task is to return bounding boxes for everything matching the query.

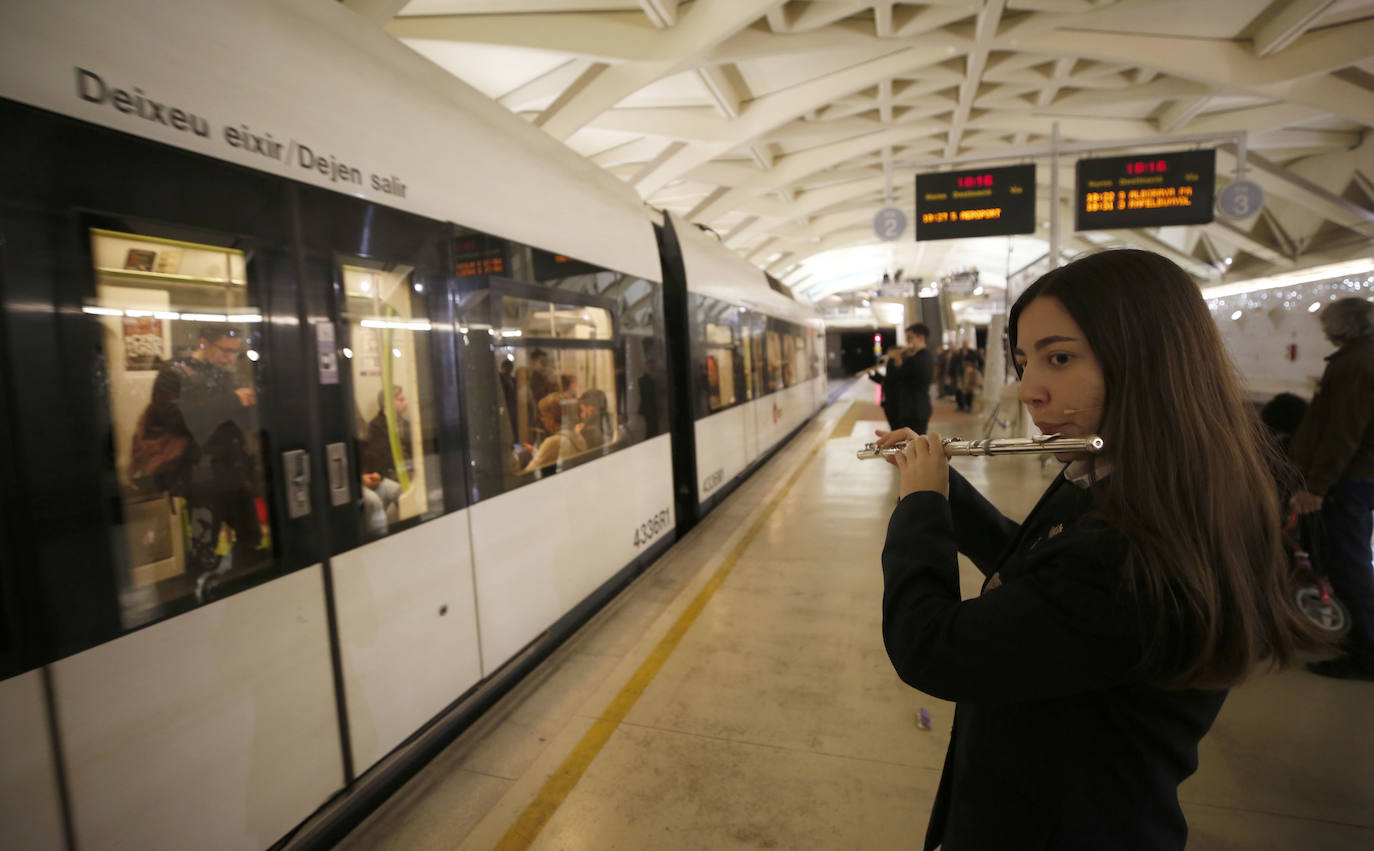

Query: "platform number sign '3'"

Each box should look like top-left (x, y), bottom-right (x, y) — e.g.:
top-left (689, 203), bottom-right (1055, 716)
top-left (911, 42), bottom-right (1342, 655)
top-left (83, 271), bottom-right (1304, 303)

top-left (873, 207), bottom-right (907, 242)
top-left (1217, 180), bottom-right (1263, 220)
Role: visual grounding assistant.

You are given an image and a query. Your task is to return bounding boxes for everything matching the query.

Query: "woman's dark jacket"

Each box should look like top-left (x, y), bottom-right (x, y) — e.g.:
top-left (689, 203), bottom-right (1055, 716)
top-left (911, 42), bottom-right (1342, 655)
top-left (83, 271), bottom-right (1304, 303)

top-left (882, 468), bottom-right (1227, 850)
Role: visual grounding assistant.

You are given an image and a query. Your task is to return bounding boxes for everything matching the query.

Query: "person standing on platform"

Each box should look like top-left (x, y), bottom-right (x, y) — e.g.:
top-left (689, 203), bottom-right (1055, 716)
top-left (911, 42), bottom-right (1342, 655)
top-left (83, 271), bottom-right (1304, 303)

top-left (899, 323), bottom-right (933, 435)
top-left (872, 249), bottom-right (1325, 851)
top-left (933, 345), bottom-right (951, 398)
top-left (1289, 297), bottom-right (1374, 681)
top-left (945, 343), bottom-right (964, 399)
top-left (868, 346), bottom-right (906, 431)
top-left (957, 356), bottom-right (983, 413)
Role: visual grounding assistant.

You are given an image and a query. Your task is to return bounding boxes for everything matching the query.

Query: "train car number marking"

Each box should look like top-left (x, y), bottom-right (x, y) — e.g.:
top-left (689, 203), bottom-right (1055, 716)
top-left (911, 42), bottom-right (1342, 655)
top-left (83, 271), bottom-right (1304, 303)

top-left (633, 509), bottom-right (670, 548)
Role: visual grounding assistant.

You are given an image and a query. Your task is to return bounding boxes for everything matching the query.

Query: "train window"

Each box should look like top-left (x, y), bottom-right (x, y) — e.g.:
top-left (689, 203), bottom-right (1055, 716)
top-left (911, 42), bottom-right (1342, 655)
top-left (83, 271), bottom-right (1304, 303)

top-left (749, 319), bottom-right (765, 399)
top-left (704, 323), bottom-right (737, 411)
top-left (453, 234), bottom-right (668, 500)
top-left (495, 343), bottom-right (618, 475)
top-left (499, 296), bottom-right (614, 341)
top-left (688, 294), bottom-right (753, 418)
top-left (764, 330), bottom-right (782, 393)
top-left (802, 325), bottom-right (813, 379)
top-left (85, 228), bottom-right (272, 626)
top-left (455, 247), bottom-right (668, 501)
top-left (747, 317), bottom-right (758, 401)
top-left (457, 290), bottom-right (618, 497)
top-left (617, 282), bottom-right (666, 441)
top-left (339, 263), bottom-right (443, 541)
top-left (782, 334), bottom-right (797, 387)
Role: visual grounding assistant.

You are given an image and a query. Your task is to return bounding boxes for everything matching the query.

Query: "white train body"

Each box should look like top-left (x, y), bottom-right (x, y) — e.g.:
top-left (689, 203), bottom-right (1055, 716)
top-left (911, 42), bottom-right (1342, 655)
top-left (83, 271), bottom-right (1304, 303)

top-left (0, 2), bottom-right (823, 849)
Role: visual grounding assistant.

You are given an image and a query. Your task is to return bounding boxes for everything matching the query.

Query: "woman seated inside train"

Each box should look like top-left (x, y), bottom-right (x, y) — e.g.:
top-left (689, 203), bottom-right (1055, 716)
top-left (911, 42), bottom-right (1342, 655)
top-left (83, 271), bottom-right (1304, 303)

top-left (872, 249), bottom-right (1326, 851)
top-left (360, 385), bottom-right (413, 536)
top-left (575, 387), bottom-right (611, 451)
top-left (521, 391), bottom-right (587, 475)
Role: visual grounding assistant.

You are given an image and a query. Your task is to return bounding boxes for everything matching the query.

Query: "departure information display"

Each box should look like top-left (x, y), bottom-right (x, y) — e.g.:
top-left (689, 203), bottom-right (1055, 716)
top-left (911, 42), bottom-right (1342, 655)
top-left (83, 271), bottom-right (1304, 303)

top-left (453, 236), bottom-right (507, 277)
top-left (915, 164), bottom-right (1035, 241)
top-left (533, 249), bottom-right (602, 281)
top-left (1075, 149), bottom-right (1215, 231)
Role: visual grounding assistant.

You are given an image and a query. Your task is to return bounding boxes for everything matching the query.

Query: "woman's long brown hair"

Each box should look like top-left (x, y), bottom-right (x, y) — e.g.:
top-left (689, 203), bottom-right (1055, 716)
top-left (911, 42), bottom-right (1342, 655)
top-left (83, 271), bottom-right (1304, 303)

top-left (1009, 249), bottom-right (1328, 689)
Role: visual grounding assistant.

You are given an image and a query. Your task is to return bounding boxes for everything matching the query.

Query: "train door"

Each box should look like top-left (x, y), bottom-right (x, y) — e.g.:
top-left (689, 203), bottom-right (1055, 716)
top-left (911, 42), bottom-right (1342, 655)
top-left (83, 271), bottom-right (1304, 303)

top-left (0, 267), bottom-right (20, 679)
top-left (0, 213), bottom-right (69, 851)
top-left (653, 219), bottom-right (700, 533)
top-left (0, 100), bottom-right (345, 848)
top-left (292, 186), bottom-right (482, 776)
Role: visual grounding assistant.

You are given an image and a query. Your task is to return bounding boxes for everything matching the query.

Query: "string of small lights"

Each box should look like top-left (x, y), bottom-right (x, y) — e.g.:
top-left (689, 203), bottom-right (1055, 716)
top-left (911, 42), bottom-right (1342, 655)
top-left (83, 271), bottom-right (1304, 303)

top-left (1206, 273), bottom-right (1374, 321)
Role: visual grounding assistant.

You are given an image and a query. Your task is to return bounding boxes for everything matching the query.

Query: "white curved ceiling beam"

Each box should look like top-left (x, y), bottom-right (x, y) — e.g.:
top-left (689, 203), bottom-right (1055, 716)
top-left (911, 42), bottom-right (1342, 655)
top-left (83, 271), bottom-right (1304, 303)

top-left (725, 175), bottom-right (891, 245)
top-left (1048, 77), bottom-right (1220, 109)
top-left (1180, 102), bottom-right (1323, 136)
top-left (708, 20), bottom-right (903, 64)
top-left (895, 3), bottom-right (984, 39)
top-left (497, 58), bottom-right (596, 111)
top-left (638, 0), bottom-right (679, 29)
top-left (345, 0), bottom-right (413, 26)
top-left (944, 0), bottom-right (1005, 158)
top-left (387, 11), bottom-right (662, 61)
top-left (1219, 147), bottom-right (1374, 234)
top-left (633, 41), bottom-right (968, 195)
top-left (587, 107), bottom-right (737, 142)
top-left (1251, 0), bottom-right (1339, 58)
top-left (536, 0), bottom-right (786, 140)
top-left (1010, 19), bottom-right (1374, 123)
top-left (688, 126), bottom-right (945, 222)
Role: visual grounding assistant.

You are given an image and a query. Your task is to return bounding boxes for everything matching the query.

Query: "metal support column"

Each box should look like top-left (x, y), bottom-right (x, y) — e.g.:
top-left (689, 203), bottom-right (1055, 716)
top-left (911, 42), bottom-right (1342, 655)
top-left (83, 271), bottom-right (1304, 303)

top-left (1050, 122), bottom-right (1060, 270)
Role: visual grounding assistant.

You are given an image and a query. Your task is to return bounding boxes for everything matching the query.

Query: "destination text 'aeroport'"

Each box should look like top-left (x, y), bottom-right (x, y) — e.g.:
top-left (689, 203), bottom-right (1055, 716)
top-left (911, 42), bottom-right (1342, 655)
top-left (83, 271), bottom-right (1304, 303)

top-left (921, 207), bottom-right (1003, 224)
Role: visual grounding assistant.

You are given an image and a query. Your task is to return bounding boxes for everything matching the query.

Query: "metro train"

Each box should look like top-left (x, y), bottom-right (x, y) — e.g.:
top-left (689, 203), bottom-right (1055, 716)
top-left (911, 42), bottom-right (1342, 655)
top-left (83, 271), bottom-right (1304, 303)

top-left (0, 1), bottom-right (825, 849)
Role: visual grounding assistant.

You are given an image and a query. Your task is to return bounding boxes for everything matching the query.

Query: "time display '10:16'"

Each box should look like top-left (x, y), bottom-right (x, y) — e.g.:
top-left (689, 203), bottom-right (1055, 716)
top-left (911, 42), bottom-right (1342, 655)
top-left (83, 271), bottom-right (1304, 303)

top-left (956, 174), bottom-right (994, 189)
top-left (1126, 160), bottom-right (1168, 175)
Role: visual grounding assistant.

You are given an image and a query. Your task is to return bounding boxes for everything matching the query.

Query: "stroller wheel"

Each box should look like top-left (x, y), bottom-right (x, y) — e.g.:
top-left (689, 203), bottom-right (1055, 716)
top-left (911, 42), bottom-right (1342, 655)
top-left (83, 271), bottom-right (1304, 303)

top-left (1294, 583), bottom-right (1352, 638)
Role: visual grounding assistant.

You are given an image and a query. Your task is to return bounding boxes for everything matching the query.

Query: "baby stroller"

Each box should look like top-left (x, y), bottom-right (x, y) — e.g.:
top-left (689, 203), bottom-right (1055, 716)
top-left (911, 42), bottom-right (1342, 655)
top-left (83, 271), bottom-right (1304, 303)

top-left (1261, 392), bottom-right (1350, 637)
top-left (1284, 511), bottom-right (1351, 638)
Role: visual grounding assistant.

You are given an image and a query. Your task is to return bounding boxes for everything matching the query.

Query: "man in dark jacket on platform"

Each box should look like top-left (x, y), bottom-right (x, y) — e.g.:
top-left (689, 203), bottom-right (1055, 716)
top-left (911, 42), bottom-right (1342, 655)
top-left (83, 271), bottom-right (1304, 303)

top-left (1291, 297), bottom-right (1374, 681)
top-left (900, 323), bottom-right (933, 435)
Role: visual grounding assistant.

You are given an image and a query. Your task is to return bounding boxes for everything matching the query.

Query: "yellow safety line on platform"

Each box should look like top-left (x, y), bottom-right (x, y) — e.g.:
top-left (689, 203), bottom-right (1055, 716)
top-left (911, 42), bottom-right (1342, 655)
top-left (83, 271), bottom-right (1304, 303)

top-left (828, 400), bottom-right (862, 439)
top-left (492, 436), bottom-right (827, 850)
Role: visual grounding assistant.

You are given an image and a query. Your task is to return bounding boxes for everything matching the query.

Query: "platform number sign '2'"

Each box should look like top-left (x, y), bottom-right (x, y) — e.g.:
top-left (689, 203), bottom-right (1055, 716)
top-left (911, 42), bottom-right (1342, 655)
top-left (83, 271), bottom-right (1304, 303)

top-left (873, 207), bottom-right (907, 241)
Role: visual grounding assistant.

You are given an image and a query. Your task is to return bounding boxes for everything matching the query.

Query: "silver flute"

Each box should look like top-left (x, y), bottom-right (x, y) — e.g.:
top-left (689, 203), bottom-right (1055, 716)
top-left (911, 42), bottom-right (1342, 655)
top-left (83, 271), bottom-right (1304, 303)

top-left (856, 434), bottom-right (1104, 460)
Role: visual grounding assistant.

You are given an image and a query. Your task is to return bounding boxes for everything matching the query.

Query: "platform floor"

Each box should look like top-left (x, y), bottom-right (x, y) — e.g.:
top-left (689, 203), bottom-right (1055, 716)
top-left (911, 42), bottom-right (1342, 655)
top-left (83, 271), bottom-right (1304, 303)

top-left (339, 380), bottom-right (1374, 851)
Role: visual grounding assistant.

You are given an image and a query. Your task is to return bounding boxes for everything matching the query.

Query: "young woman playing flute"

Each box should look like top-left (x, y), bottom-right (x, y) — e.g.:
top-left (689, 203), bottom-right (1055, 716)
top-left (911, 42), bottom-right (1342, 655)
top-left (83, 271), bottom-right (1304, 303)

top-left (873, 249), bottom-right (1326, 850)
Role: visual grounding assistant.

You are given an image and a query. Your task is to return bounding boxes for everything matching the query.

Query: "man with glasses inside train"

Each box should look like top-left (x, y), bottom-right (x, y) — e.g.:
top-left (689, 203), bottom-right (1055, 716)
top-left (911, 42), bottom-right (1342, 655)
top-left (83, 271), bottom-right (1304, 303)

top-left (137, 324), bottom-right (262, 601)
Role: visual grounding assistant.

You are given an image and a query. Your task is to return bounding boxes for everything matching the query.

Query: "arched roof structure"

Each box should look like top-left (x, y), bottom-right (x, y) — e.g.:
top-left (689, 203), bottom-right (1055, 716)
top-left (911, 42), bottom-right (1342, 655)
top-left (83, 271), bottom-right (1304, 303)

top-left (349, 0), bottom-right (1374, 299)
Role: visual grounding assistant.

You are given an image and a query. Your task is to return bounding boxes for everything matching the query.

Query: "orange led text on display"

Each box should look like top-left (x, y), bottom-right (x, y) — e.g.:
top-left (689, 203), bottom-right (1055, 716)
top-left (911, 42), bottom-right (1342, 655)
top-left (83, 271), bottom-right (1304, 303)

top-left (1083, 186), bottom-right (1193, 214)
top-left (921, 208), bottom-right (1003, 224)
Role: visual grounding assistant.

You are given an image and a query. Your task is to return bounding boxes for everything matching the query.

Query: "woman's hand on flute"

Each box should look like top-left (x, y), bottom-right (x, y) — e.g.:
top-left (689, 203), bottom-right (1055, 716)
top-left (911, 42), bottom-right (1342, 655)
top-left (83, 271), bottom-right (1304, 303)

top-left (874, 427), bottom-right (917, 467)
top-left (893, 431), bottom-right (949, 500)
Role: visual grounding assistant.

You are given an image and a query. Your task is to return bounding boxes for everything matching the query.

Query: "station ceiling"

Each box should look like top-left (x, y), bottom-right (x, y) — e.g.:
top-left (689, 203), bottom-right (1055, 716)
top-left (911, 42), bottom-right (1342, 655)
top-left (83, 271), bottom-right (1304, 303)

top-left (350, 0), bottom-right (1374, 301)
